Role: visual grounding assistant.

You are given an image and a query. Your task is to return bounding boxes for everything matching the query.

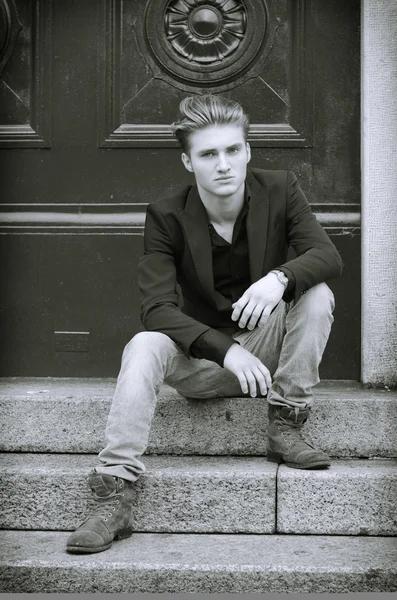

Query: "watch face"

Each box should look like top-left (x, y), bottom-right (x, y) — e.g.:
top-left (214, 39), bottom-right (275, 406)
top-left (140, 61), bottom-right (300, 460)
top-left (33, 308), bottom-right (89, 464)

top-left (278, 272), bottom-right (288, 285)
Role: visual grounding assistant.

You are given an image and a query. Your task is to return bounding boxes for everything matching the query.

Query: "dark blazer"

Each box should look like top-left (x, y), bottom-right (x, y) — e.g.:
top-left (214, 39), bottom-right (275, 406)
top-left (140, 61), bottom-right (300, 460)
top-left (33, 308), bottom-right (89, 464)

top-left (138, 169), bottom-right (343, 359)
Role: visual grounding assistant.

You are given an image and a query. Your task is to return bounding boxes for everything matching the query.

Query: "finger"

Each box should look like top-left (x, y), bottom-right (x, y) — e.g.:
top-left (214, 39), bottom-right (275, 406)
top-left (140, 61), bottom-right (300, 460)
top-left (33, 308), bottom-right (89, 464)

top-left (258, 304), bottom-right (274, 327)
top-left (252, 366), bottom-right (267, 396)
top-left (237, 373), bottom-right (248, 395)
top-left (231, 296), bottom-right (249, 322)
top-left (258, 363), bottom-right (272, 391)
top-left (238, 301), bottom-right (257, 329)
top-left (244, 371), bottom-right (257, 397)
top-left (246, 304), bottom-right (266, 330)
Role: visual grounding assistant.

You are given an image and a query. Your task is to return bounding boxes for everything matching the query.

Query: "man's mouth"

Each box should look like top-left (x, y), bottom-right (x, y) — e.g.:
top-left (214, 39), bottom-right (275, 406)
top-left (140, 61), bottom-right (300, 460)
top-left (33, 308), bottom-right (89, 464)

top-left (215, 176), bottom-right (234, 181)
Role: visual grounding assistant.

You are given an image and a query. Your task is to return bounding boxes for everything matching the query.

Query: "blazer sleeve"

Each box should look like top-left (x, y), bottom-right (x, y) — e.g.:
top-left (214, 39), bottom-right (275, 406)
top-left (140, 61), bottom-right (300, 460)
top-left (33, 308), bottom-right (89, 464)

top-left (277, 171), bottom-right (343, 302)
top-left (138, 202), bottom-right (234, 360)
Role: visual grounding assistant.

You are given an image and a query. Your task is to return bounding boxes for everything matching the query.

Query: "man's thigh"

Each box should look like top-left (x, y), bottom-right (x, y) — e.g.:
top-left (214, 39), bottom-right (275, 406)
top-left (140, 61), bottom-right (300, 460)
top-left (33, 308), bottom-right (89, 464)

top-left (233, 300), bottom-right (288, 377)
top-left (166, 351), bottom-right (241, 399)
top-left (168, 301), bottom-right (287, 399)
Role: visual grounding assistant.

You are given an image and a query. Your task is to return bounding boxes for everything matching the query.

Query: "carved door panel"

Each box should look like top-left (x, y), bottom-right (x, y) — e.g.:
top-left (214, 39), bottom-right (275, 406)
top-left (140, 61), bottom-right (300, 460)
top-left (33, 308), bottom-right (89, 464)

top-left (0, 0), bottom-right (360, 378)
top-left (99, 0), bottom-right (309, 149)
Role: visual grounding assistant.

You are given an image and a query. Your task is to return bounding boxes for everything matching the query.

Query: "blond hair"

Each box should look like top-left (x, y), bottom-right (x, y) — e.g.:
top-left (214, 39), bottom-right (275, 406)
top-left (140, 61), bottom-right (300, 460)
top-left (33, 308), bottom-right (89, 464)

top-left (170, 94), bottom-right (249, 153)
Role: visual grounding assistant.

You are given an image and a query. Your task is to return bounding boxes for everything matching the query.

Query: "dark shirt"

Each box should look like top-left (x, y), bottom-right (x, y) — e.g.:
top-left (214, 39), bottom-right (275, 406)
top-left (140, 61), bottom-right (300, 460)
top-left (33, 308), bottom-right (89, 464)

top-left (190, 186), bottom-right (295, 366)
top-left (210, 200), bottom-right (251, 305)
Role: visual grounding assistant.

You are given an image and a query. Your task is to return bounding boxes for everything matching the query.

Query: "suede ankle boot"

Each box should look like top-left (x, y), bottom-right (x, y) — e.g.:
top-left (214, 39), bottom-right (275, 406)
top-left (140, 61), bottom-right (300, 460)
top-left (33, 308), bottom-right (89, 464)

top-left (66, 472), bottom-right (135, 554)
top-left (267, 404), bottom-right (331, 469)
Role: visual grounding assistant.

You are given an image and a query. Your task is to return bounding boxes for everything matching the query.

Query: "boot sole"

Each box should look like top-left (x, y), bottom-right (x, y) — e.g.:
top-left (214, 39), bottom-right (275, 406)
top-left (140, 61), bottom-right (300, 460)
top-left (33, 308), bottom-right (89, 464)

top-left (267, 452), bottom-right (330, 470)
top-left (66, 527), bottom-right (133, 554)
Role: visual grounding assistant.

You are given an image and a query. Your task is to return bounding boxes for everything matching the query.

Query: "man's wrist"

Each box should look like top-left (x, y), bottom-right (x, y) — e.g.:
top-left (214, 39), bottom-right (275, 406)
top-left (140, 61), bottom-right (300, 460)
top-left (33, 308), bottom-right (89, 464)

top-left (269, 270), bottom-right (288, 288)
top-left (223, 341), bottom-right (243, 367)
top-left (191, 329), bottom-right (237, 367)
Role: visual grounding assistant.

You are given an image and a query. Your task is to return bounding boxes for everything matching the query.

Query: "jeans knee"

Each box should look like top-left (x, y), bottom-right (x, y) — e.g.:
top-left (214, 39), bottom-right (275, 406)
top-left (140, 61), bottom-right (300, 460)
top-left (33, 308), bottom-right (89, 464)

top-left (122, 331), bottom-right (175, 360)
top-left (300, 283), bottom-right (335, 317)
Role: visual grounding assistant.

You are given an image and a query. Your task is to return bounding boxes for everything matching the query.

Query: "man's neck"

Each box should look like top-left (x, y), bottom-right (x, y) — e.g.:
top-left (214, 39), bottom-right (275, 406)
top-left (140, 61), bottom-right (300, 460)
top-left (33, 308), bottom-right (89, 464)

top-left (197, 182), bottom-right (245, 225)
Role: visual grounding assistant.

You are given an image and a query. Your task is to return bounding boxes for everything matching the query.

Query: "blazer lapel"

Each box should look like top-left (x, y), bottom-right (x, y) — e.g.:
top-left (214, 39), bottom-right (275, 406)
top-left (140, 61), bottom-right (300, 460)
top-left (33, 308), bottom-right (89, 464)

top-left (178, 185), bottom-right (216, 302)
top-left (246, 172), bottom-right (269, 283)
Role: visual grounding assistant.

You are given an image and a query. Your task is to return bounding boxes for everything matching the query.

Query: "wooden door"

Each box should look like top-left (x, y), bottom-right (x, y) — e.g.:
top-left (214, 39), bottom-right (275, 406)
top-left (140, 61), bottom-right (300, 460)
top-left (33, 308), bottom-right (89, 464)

top-left (0, 0), bottom-right (360, 378)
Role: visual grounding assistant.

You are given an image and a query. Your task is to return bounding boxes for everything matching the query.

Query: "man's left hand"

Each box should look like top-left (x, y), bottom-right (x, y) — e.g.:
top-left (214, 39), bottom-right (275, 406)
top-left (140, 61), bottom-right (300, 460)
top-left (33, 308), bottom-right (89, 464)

top-left (231, 272), bottom-right (286, 330)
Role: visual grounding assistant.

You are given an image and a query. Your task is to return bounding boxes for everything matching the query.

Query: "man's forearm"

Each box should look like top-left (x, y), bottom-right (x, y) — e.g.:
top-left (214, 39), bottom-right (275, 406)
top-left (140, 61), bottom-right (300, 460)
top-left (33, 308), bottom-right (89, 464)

top-left (190, 329), bottom-right (237, 366)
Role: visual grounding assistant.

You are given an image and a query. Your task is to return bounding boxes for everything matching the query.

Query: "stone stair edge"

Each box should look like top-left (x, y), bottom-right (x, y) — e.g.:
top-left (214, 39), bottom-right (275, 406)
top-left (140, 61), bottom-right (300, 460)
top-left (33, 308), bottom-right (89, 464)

top-left (0, 452), bottom-right (278, 472)
top-left (1, 377), bottom-right (396, 400)
top-left (1, 451), bottom-right (397, 469)
top-left (1, 530), bottom-right (396, 593)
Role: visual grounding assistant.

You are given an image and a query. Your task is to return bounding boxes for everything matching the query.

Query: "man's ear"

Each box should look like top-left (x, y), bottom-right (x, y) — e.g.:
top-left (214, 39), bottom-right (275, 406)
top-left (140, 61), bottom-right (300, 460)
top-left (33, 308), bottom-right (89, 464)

top-left (181, 152), bottom-right (194, 172)
top-left (246, 142), bottom-right (251, 164)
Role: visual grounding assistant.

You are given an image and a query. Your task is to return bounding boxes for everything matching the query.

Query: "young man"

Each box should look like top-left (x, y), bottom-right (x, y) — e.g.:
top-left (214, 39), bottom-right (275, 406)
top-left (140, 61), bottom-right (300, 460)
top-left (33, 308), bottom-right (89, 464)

top-left (66, 95), bottom-right (342, 554)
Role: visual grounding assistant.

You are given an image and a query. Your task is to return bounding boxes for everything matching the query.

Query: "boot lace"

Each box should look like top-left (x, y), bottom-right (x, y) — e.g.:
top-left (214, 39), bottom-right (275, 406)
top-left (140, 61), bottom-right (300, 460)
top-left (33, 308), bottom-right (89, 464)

top-left (87, 478), bottom-right (125, 523)
top-left (277, 409), bottom-right (314, 448)
top-left (90, 495), bottom-right (121, 522)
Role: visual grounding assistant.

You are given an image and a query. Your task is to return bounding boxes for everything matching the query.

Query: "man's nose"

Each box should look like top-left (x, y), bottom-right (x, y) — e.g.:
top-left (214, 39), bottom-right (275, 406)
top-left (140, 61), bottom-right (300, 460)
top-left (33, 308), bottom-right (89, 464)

top-left (217, 153), bottom-right (231, 171)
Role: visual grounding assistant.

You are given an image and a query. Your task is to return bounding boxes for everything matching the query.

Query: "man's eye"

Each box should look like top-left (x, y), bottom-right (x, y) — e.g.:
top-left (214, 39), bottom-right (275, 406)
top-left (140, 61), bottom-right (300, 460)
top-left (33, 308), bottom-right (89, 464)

top-left (203, 152), bottom-right (214, 157)
top-left (228, 147), bottom-right (239, 154)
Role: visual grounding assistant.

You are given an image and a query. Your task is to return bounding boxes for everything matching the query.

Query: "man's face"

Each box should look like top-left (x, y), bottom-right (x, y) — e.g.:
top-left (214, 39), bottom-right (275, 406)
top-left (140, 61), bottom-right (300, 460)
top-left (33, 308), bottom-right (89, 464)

top-left (181, 124), bottom-right (251, 198)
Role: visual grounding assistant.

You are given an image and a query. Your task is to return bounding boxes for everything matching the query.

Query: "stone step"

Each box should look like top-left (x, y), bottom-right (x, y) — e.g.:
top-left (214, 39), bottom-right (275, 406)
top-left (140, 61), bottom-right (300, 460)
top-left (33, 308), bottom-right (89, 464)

top-left (277, 460), bottom-right (397, 535)
top-left (0, 454), bottom-right (277, 533)
top-left (1, 378), bottom-right (396, 457)
top-left (1, 453), bottom-right (396, 536)
top-left (1, 530), bottom-right (396, 593)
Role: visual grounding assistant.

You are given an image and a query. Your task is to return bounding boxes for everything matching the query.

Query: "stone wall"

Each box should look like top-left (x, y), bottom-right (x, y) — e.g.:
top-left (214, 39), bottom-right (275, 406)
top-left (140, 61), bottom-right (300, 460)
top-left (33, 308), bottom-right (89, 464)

top-left (362, 0), bottom-right (397, 386)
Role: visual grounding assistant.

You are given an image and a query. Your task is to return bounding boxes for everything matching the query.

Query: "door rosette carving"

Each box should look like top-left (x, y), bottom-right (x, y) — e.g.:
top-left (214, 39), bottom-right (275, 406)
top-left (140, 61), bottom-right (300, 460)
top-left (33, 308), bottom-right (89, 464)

top-left (165, 0), bottom-right (247, 64)
top-left (144, 0), bottom-right (276, 88)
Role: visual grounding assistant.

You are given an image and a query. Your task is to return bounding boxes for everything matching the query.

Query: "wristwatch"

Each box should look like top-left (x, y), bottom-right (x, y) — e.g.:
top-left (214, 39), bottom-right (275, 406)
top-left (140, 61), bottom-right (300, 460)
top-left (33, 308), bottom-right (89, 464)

top-left (270, 270), bottom-right (289, 288)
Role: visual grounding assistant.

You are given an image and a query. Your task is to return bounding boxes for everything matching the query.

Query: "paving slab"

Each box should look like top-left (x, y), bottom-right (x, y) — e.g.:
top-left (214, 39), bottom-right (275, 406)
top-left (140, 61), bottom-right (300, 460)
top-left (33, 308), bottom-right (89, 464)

top-left (1, 378), bottom-right (396, 457)
top-left (277, 459), bottom-right (397, 535)
top-left (0, 453), bottom-right (276, 533)
top-left (0, 530), bottom-right (396, 593)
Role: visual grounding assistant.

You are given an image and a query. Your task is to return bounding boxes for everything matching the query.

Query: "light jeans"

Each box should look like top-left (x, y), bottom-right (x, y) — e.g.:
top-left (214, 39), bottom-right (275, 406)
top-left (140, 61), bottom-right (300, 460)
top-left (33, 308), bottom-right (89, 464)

top-left (95, 283), bottom-right (335, 482)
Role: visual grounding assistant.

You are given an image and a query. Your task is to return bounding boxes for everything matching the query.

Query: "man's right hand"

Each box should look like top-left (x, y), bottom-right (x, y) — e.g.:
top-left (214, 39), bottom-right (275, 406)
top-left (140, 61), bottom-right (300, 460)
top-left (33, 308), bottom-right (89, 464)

top-left (223, 343), bottom-right (272, 397)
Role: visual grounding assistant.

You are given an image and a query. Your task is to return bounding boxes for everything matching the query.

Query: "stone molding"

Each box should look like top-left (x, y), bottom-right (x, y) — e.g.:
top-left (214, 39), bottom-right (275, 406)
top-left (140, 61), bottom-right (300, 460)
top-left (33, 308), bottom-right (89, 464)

top-left (0, 203), bottom-right (360, 235)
